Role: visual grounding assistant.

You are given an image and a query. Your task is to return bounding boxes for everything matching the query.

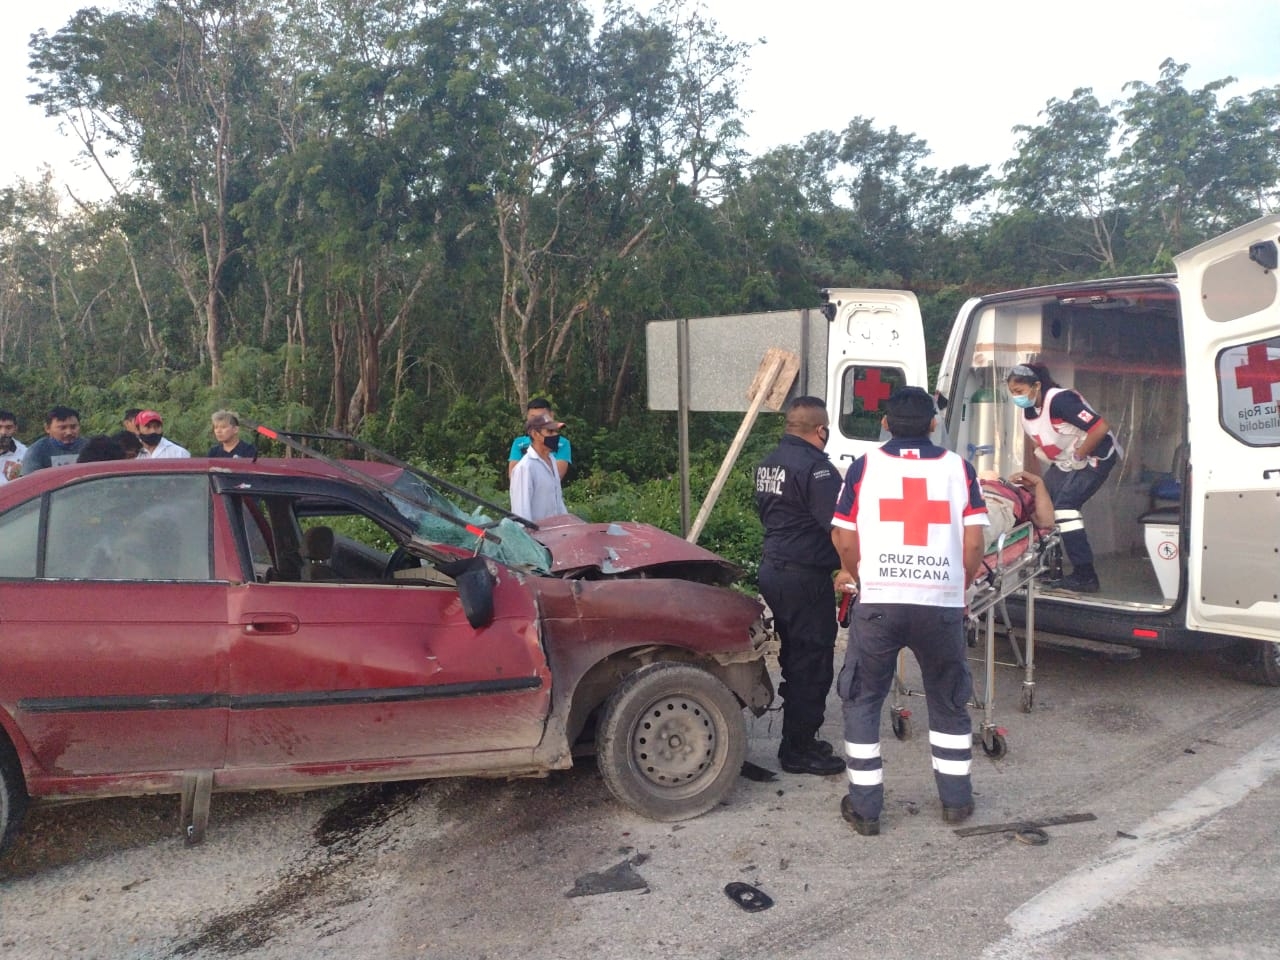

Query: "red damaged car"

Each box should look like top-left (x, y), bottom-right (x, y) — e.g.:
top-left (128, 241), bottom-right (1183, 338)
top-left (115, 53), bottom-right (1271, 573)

top-left (0, 444), bottom-right (772, 852)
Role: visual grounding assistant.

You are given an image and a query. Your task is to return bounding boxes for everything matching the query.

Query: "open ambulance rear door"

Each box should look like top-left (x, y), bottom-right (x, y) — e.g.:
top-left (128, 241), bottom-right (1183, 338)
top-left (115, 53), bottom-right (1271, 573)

top-left (1175, 214), bottom-right (1280, 645)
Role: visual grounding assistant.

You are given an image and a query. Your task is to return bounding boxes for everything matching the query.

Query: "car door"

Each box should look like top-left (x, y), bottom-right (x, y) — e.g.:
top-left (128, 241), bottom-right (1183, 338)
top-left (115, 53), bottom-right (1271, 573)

top-left (1175, 214), bottom-right (1280, 643)
top-left (218, 487), bottom-right (552, 770)
top-left (0, 473), bottom-right (228, 780)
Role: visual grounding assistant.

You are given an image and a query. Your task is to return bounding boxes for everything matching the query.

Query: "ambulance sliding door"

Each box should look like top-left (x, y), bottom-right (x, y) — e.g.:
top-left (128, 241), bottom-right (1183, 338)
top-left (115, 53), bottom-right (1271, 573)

top-left (1175, 215), bottom-right (1280, 643)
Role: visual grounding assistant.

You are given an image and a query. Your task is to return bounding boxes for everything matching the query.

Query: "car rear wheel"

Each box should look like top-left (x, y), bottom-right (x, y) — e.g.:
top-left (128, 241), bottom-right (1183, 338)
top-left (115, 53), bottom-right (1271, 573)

top-left (596, 662), bottom-right (745, 821)
top-left (0, 738), bottom-right (29, 854)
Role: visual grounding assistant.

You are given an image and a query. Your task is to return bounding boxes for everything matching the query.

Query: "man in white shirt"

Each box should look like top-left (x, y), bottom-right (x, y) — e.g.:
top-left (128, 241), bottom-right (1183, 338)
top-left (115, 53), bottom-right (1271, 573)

top-left (135, 410), bottom-right (191, 459)
top-left (510, 412), bottom-right (568, 522)
top-left (0, 410), bottom-right (27, 483)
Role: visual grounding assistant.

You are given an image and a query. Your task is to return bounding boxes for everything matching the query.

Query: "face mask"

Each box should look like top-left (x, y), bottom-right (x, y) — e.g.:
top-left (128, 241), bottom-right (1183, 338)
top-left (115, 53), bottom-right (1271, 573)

top-left (544, 435), bottom-right (562, 453)
top-left (139, 432), bottom-right (163, 447)
top-left (818, 427), bottom-right (830, 447)
top-left (1010, 394), bottom-right (1035, 409)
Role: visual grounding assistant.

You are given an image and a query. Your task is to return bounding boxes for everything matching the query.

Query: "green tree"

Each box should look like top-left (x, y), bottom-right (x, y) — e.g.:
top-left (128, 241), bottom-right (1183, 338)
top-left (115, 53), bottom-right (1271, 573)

top-left (1001, 88), bottom-right (1121, 270)
top-left (29, 0), bottom-right (282, 387)
top-left (1117, 59), bottom-right (1280, 266)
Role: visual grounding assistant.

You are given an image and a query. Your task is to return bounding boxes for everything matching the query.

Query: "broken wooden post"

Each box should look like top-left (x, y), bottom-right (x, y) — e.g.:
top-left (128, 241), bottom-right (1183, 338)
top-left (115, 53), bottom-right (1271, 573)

top-left (685, 347), bottom-right (799, 544)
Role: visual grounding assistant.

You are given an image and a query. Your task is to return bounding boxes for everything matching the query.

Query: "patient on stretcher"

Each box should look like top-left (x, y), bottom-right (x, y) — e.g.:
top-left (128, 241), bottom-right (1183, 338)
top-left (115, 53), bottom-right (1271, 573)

top-left (980, 471), bottom-right (1054, 552)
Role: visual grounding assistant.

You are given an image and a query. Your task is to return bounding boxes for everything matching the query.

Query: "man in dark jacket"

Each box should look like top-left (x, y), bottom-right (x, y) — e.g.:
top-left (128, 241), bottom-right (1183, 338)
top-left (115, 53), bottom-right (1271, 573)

top-left (754, 396), bottom-right (845, 776)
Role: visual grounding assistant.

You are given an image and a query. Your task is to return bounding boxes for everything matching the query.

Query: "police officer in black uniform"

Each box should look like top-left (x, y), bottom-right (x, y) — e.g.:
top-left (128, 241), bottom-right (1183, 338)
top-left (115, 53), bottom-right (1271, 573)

top-left (754, 396), bottom-right (846, 776)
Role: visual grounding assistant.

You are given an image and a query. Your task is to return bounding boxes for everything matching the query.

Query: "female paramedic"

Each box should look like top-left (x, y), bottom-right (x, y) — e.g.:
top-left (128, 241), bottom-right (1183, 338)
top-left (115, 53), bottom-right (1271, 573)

top-left (1005, 362), bottom-right (1121, 593)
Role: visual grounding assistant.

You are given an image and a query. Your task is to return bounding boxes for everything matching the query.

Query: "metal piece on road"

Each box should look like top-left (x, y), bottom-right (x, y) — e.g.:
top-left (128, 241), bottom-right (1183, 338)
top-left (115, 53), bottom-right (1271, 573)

top-left (566, 859), bottom-right (650, 898)
top-left (724, 882), bottom-right (774, 912)
top-left (740, 761), bottom-right (778, 782)
top-left (954, 812), bottom-right (1097, 838)
top-left (1014, 828), bottom-right (1050, 845)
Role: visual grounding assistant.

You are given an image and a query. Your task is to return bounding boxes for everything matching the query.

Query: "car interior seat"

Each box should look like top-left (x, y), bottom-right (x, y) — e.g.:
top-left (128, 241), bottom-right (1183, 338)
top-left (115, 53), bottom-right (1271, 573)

top-left (300, 526), bottom-right (338, 581)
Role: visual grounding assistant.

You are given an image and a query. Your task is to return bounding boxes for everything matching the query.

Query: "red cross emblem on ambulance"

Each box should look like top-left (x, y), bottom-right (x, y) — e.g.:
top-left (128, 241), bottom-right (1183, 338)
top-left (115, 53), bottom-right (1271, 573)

top-left (1235, 342), bottom-right (1280, 405)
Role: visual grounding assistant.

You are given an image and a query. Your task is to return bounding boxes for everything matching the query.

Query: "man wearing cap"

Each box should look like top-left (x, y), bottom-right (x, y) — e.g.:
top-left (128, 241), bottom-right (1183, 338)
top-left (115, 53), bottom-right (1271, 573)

top-left (135, 410), bottom-right (191, 459)
top-left (508, 398), bottom-right (572, 480)
top-left (510, 412), bottom-right (568, 522)
top-left (832, 386), bottom-right (988, 836)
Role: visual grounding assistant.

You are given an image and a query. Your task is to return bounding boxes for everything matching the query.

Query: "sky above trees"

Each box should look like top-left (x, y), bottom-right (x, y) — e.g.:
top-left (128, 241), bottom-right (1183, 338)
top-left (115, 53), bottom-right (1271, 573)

top-left (5, 0), bottom-right (1280, 200)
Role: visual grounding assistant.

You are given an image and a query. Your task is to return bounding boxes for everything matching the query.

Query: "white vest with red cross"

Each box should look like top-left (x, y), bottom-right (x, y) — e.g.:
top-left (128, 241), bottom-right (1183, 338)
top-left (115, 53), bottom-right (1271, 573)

top-left (853, 448), bottom-right (983, 607)
top-left (1023, 387), bottom-right (1090, 471)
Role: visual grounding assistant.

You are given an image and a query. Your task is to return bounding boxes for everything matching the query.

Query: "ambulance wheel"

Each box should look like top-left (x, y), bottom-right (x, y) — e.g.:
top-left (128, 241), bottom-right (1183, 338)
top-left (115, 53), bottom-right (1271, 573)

top-left (891, 710), bottom-right (911, 740)
top-left (1020, 686), bottom-right (1035, 713)
top-left (982, 732), bottom-right (1008, 759)
top-left (1249, 640), bottom-right (1280, 687)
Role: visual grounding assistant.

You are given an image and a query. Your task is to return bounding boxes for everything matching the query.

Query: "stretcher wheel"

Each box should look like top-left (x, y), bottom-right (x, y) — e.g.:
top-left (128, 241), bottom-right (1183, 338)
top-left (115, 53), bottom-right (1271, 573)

top-left (1020, 686), bottom-right (1035, 713)
top-left (981, 732), bottom-right (1008, 759)
top-left (891, 709), bottom-right (911, 740)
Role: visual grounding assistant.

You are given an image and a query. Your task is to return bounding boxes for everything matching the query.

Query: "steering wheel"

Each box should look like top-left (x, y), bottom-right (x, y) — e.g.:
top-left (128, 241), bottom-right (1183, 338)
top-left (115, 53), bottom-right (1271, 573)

top-left (382, 545), bottom-right (417, 579)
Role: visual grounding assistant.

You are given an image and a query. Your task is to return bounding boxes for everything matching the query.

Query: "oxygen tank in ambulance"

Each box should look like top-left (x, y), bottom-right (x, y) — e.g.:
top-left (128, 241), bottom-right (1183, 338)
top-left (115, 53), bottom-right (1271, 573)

top-left (965, 385), bottom-right (997, 475)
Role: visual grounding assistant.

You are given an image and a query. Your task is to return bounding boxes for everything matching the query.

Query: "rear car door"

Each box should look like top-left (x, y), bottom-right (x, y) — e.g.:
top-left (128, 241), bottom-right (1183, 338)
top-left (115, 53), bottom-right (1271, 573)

top-left (1175, 214), bottom-right (1280, 643)
top-left (0, 473), bottom-right (228, 781)
top-left (217, 481), bottom-right (551, 770)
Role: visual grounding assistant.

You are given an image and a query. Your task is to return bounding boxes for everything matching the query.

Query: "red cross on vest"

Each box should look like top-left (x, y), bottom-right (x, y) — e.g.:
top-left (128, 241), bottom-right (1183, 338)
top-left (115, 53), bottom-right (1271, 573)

top-left (880, 476), bottom-right (951, 546)
top-left (854, 368), bottom-right (893, 411)
top-left (1235, 342), bottom-right (1280, 405)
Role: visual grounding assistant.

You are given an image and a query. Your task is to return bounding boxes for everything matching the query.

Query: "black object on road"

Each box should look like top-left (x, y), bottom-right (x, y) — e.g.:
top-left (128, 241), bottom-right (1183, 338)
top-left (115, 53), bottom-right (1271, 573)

top-left (724, 882), bottom-right (774, 912)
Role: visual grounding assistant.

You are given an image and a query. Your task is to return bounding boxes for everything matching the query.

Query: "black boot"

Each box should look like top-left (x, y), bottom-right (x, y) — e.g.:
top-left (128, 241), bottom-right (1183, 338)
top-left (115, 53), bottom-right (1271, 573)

top-left (1054, 563), bottom-right (1099, 593)
top-left (778, 736), bottom-right (845, 776)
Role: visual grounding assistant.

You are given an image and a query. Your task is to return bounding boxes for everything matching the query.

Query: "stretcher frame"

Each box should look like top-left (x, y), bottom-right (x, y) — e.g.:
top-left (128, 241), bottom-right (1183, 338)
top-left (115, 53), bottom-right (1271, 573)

top-left (888, 521), bottom-right (1060, 759)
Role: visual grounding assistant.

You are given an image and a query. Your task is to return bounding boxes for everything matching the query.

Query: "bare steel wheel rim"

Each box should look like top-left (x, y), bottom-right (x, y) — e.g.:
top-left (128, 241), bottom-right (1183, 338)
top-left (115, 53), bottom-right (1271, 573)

top-left (630, 695), bottom-right (719, 788)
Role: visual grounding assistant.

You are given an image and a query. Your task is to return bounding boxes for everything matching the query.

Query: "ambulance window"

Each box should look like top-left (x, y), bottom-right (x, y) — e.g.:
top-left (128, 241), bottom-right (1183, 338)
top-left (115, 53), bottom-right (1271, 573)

top-left (838, 365), bottom-right (908, 440)
top-left (1217, 336), bottom-right (1280, 447)
top-left (1201, 250), bottom-right (1278, 323)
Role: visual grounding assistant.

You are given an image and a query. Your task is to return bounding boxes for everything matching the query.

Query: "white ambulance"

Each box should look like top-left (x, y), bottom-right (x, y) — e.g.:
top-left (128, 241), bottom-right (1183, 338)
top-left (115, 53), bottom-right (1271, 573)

top-left (824, 215), bottom-right (1280, 684)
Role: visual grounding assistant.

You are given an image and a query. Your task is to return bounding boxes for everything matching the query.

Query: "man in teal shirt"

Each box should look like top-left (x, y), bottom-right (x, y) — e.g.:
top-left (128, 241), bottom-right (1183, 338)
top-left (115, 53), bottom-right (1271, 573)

top-left (508, 398), bottom-right (572, 480)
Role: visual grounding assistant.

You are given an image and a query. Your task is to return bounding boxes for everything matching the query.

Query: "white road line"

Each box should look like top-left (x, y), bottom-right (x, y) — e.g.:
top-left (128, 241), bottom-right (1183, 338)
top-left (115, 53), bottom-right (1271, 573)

top-left (983, 732), bottom-right (1280, 960)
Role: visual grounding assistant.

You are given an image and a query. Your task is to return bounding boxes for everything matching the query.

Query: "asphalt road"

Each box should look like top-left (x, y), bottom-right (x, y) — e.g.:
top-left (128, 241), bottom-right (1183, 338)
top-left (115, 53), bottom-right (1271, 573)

top-left (2, 638), bottom-right (1278, 960)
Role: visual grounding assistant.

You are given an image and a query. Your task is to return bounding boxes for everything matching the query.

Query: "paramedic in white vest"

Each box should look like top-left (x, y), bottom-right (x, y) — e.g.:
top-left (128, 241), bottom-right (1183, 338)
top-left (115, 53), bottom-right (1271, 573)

top-left (831, 386), bottom-right (988, 836)
top-left (1005, 362), bottom-right (1120, 593)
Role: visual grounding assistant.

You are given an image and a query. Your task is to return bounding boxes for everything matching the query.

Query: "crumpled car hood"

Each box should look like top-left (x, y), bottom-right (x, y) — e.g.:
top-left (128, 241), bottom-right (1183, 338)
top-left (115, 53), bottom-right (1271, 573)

top-left (528, 514), bottom-right (740, 585)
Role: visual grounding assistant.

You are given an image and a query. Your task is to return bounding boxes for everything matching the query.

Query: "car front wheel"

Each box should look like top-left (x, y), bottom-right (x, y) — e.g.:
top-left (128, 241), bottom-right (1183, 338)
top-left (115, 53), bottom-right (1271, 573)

top-left (0, 738), bottom-right (29, 855)
top-left (596, 661), bottom-right (746, 821)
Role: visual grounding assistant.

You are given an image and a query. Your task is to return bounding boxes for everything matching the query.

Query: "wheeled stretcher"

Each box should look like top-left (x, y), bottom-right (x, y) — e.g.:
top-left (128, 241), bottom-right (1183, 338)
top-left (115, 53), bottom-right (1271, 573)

top-left (888, 520), bottom-right (1060, 759)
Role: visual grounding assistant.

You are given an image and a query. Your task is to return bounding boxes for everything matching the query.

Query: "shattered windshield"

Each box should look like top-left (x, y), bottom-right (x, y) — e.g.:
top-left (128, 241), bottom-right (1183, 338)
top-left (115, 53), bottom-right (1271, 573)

top-left (384, 471), bottom-right (552, 574)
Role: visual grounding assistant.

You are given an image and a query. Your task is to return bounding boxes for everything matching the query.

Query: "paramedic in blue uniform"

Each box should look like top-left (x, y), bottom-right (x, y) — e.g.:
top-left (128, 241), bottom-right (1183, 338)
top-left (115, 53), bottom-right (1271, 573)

top-left (832, 386), bottom-right (988, 835)
top-left (1006, 362), bottom-right (1120, 593)
top-left (754, 396), bottom-right (846, 777)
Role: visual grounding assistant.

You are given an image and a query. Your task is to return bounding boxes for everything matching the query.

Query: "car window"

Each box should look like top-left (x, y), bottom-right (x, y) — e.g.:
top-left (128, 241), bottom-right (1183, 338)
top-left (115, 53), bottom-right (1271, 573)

top-left (385, 471), bottom-right (551, 573)
top-left (0, 498), bottom-right (40, 578)
top-left (44, 475), bottom-right (212, 581)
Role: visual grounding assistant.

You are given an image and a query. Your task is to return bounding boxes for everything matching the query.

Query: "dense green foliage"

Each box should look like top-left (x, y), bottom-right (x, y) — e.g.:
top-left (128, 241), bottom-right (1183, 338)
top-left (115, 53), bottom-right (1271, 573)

top-left (4, 1), bottom-right (1279, 581)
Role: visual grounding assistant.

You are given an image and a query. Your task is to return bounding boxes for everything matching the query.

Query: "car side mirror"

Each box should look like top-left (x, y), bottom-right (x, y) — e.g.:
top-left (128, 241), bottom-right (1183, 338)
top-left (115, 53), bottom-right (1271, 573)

top-left (438, 556), bottom-right (495, 629)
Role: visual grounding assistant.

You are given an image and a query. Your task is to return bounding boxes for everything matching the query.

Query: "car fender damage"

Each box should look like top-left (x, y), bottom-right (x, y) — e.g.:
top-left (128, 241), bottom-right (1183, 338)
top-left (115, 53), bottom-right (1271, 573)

top-left (528, 576), bottom-right (774, 757)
